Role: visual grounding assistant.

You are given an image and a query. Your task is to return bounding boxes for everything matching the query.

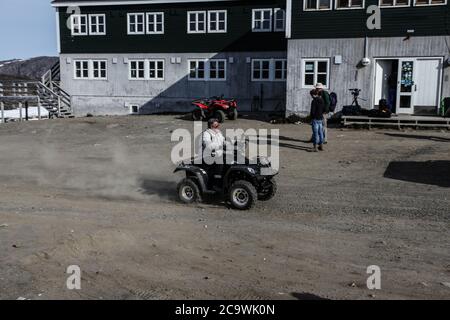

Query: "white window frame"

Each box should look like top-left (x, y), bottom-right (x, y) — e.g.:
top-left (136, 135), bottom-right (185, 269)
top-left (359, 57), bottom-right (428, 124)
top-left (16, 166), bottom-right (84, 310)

top-left (413, 0), bottom-right (447, 6)
top-left (71, 14), bottom-right (88, 36)
top-left (303, 0), bottom-right (333, 11)
top-left (273, 59), bottom-right (287, 81)
top-left (208, 59), bottom-right (227, 81)
top-left (146, 12), bottom-right (164, 34)
top-left (335, 0), bottom-right (365, 9)
top-left (148, 59), bottom-right (165, 80)
top-left (188, 59), bottom-right (208, 81)
top-left (74, 60), bottom-right (107, 80)
top-left (129, 60), bottom-right (146, 80)
top-left (378, 0), bottom-right (412, 7)
top-left (127, 13), bottom-right (145, 35)
top-left (251, 59), bottom-right (273, 82)
top-left (187, 11), bottom-right (207, 34)
top-left (302, 58), bottom-right (330, 89)
top-left (91, 60), bottom-right (108, 80)
top-left (89, 14), bottom-right (106, 35)
top-left (208, 10), bottom-right (227, 33)
top-left (252, 9), bottom-right (273, 32)
top-left (273, 8), bottom-right (286, 32)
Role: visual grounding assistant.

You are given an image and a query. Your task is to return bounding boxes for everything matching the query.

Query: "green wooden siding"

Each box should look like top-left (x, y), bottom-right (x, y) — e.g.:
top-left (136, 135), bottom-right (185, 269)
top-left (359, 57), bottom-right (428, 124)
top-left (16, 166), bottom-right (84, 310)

top-left (59, 0), bottom-right (287, 53)
top-left (291, 0), bottom-right (450, 39)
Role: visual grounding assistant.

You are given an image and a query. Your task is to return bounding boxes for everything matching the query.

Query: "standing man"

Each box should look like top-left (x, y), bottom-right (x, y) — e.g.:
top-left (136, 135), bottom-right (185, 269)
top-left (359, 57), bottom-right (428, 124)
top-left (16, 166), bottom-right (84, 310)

top-left (314, 83), bottom-right (330, 144)
top-left (310, 89), bottom-right (325, 152)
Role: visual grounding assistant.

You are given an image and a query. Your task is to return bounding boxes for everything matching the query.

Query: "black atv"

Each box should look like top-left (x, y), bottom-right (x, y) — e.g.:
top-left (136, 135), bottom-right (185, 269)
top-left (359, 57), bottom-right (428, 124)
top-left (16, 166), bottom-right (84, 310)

top-left (174, 148), bottom-right (278, 210)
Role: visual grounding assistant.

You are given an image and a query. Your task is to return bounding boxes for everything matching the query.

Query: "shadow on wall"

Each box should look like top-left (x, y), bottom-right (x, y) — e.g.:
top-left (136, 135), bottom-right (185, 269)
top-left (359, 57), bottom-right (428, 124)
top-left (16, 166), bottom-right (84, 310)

top-left (137, 30), bottom-right (287, 115)
top-left (384, 161), bottom-right (450, 188)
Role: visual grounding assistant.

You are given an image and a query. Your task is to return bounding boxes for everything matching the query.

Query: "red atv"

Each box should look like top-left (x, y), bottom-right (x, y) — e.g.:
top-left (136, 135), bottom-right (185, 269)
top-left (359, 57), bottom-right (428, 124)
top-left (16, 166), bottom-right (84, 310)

top-left (192, 95), bottom-right (238, 123)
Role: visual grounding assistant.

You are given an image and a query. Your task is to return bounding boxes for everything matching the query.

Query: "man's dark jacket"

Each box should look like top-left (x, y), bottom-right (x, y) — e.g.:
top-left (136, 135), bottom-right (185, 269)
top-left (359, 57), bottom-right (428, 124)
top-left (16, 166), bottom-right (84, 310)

top-left (310, 97), bottom-right (325, 121)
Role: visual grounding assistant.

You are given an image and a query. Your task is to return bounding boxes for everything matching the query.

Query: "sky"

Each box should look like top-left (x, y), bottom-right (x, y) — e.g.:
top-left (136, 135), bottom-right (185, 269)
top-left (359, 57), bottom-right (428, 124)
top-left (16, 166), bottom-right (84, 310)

top-left (0, 0), bottom-right (57, 60)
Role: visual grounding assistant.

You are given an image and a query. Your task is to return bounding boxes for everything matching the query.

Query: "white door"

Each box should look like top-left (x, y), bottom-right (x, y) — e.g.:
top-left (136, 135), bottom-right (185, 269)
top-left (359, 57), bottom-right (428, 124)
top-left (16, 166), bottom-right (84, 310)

top-left (396, 59), bottom-right (415, 114)
top-left (414, 58), bottom-right (441, 113)
top-left (374, 60), bottom-right (394, 108)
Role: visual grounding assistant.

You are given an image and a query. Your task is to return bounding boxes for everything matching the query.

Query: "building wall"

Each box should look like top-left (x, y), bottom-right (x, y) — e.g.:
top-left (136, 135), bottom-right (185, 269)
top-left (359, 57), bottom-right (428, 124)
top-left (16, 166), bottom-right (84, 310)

top-left (60, 52), bottom-right (287, 116)
top-left (286, 36), bottom-right (450, 115)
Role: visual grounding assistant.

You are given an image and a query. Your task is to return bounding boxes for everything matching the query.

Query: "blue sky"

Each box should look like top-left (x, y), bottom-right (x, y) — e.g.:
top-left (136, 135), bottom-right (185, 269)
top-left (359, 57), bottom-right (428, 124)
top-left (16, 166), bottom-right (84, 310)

top-left (0, 0), bottom-right (57, 60)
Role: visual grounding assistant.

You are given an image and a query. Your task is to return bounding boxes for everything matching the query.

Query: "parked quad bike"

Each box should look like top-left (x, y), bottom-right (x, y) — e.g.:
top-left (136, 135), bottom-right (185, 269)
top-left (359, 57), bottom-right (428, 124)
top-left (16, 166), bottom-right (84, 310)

top-left (192, 95), bottom-right (238, 123)
top-left (174, 145), bottom-right (278, 210)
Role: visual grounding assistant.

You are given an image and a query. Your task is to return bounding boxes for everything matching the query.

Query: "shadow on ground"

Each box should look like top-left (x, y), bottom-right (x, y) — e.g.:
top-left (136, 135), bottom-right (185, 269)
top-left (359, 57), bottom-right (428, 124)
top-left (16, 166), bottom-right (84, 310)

top-left (384, 161), bottom-right (450, 188)
top-left (291, 292), bottom-right (330, 300)
top-left (382, 133), bottom-right (450, 142)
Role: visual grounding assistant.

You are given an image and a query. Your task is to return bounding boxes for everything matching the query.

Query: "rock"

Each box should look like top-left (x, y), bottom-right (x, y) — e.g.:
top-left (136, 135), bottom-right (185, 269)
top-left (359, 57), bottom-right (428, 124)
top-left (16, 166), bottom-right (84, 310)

top-left (441, 282), bottom-right (450, 288)
top-left (0, 223), bottom-right (8, 228)
top-left (348, 282), bottom-right (357, 288)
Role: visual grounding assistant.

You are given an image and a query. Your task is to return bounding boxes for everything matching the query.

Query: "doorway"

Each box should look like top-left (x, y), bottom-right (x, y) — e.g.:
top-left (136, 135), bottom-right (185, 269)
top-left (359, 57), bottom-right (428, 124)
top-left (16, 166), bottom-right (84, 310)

top-left (374, 57), bottom-right (442, 115)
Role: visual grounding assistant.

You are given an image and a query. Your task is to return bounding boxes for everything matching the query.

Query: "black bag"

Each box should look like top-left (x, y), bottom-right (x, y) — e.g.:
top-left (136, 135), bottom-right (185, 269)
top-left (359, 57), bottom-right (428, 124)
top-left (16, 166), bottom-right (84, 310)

top-left (342, 105), bottom-right (361, 116)
top-left (329, 92), bottom-right (338, 112)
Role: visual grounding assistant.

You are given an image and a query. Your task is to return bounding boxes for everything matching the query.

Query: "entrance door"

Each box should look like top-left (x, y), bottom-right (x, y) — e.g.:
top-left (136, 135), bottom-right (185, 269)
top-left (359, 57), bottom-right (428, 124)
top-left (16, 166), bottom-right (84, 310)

top-left (396, 59), bottom-right (415, 114)
top-left (414, 58), bottom-right (441, 114)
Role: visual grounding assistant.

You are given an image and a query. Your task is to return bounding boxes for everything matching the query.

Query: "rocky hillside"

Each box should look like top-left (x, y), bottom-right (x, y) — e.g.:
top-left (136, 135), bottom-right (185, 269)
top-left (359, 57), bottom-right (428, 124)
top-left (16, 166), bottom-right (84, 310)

top-left (0, 56), bottom-right (58, 80)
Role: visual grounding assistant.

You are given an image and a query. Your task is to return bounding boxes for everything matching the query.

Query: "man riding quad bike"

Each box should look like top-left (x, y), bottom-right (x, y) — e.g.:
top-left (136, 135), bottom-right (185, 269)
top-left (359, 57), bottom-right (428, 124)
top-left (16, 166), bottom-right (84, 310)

top-left (174, 119), bottom-right (278, 210)
top-left (192, 95), bottom-right (238, 123)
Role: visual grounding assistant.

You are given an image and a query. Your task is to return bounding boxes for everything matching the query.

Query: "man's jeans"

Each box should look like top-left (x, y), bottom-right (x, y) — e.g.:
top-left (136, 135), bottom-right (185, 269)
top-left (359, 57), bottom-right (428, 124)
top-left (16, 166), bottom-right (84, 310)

top-left (312, 119), bottom-right (324, 146)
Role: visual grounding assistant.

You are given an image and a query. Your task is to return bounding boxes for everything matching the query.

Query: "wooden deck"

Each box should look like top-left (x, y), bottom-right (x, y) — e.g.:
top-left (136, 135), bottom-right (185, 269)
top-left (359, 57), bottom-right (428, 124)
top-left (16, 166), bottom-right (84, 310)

top-left (342, 115), bottom-right (450, 129)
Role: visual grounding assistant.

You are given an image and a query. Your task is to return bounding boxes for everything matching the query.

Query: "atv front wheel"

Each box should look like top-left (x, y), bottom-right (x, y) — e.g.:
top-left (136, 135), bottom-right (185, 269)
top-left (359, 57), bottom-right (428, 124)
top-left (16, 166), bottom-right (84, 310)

top-left (258, 178), bottom-right (277, 201)
top-left (229, 180), bottom-right (257, 210)
top-left (227, 108), bottom-right (238, 120)
top-left (177, 178), bottom-right (201, 204)
top-left (214, 110), bottom-right (226, 123)
top-left (192, 109), bottom-right (203, 121)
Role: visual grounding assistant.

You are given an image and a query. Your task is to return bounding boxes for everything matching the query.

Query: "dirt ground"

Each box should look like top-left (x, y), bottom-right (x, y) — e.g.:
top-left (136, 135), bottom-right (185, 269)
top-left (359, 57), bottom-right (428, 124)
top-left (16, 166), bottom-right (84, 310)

top-left (0, 115), bottom-right (449, 300)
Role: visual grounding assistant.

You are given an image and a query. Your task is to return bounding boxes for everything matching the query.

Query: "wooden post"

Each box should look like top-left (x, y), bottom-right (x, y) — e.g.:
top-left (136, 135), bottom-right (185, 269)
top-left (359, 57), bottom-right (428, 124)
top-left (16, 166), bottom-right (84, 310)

top-left (19, 102), bottom-right (23, 122)
top-left (37, 96), bottom-right (41, 120)
top-left (58, 96), bottom-right (61, 118)
top-left (0, 101), bottom-right (4, 124)
top-left (25, 101), bottom-right (29, 121)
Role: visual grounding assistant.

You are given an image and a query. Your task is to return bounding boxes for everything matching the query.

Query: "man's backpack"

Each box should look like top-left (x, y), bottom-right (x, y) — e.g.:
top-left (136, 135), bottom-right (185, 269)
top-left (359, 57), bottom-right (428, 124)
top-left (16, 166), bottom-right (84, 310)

top-left (329, 92), bottom-right (338, 112)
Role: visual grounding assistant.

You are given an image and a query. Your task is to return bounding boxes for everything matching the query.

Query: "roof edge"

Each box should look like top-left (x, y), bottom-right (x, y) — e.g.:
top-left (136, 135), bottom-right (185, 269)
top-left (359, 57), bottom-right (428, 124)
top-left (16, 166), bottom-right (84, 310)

top-left (52, 0), bottom-right (236, 8)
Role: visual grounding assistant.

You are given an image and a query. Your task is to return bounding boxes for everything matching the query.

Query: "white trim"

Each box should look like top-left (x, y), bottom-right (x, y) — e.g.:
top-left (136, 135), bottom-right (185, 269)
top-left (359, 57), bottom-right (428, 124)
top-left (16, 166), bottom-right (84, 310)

top-left (413, 0), bottom-right (447, 6)
top-left (251, 59), bottom-right (277, 82)
top-left (303, 0), bottom-right (333, 11)
top-left (252, 8), bottom-right (273, 32)
top-left (128, 59), bottom-right (146, 80)
top-left (301, 58), bottom-right (330, 89)
top-left (188, 59), bottom-right (208, 80)
top-left (334, 0), bottom-right (366, 9)
top-left (52, 0), bottom-right (235, 7)
top-left (148, 59), bottom-right (165, 80)
top-left (73, 59), bottom-right (108, 80)
top-left (378, 0), bottom-right (412, 8)
top-left (208, 59), bottom-right (227, 81)
top-left (286, 0), bottom-right (292, 38)
top-left (146, 12), bottom-right (165, 34)
top-left (128, 59), bottom-right (165, 80)
top-left (187, 11), bottom-right (207, 34)
top-left (55, 10), bottom-right (61, 53)
top-left (273, 8), bottom-right (286, 32)
top-left (71, 14), bottom-right (88, 36)
top-left (127, 13), bottom-right (145, 35)
top-left (89, 14), bottom-right (106, 35)
top-left (273, 59), bottom-right (287, 81)
top-left (208, 10), bottom-right (227, 33)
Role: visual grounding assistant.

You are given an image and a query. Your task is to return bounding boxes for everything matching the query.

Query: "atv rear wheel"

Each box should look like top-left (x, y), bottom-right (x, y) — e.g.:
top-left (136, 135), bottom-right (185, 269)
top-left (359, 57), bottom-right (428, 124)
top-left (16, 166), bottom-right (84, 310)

top-left (214, 110), bottom-right (226, 123)
top-left (227, 108), bottom-right (238, 120)
top-left (229, 180), bottom-right (257, 210)
top-left (258, 178), bottom-right (277, 201)
top-left (192, 109), bottom-right (203, 121)
top-left (177, 178), bottom-right (201, 204)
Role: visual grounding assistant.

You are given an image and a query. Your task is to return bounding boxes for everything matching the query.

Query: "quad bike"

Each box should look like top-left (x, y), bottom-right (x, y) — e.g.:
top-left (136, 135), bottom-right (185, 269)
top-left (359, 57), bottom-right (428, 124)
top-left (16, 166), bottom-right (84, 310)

top-left (174, 144), bottom-right (278, 210)
top-left (192, 95), bottom-right (238, 123)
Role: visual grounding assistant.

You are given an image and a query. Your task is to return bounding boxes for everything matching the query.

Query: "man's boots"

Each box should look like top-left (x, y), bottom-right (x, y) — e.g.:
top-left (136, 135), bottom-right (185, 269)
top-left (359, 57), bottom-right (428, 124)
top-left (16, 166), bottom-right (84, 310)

top-left (318, 144), bottom-right (324, 151)
top-left (313, 145), bottom-right (318, 152)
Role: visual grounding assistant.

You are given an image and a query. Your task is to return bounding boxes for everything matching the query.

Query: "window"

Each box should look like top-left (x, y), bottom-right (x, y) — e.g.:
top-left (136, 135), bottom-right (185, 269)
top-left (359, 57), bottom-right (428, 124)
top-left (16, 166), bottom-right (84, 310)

top-left (304, 0), bottom-right (332, 10)
top-left (129, 60), bottom-right (145, 79)
top-left (189, 59), bottom-right (207, 80)
top-left (92, 60), bottom-right (107, 79)
top-left (302, 59), bottom-right (329, 88)
top-left (129, 59), bottom-right (165, 80)
top-left (274, 59), bottom-right (287, 81)
top-left (128, 13), bottom-right (145, 34)
top-left (414, 0), bottom-right (446, 5)
top-left (74, 60), bottom-right (89, 79)
top-left (336, 0), bottom-right (364, 8)
top-left (89, 14), bottom-right (106, 35)
top-left (148, 60), bottom-right (164, 80)
top-left (208, 10), bottom-right (227, 33)
top-left (252, 59), bottom-right (272, 81)
top-left (188, 11), bottom-right (206, 33)
top-left (252, 9), bottom-right (273, 32)
top-left (74, 60), bottom-right (107, 80)
top-left (209, 60), bottom-right (226, 80)
top-left (188, 59), bottom-right (226, 81)
top-left (71, 15), bottom-right (88, 35)
top-left (379, 0), bottom-right (411, 6)
top-left (147, 12), bottom-right (164, 34)
top-left (273, 9), bottom-right (286, 32)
